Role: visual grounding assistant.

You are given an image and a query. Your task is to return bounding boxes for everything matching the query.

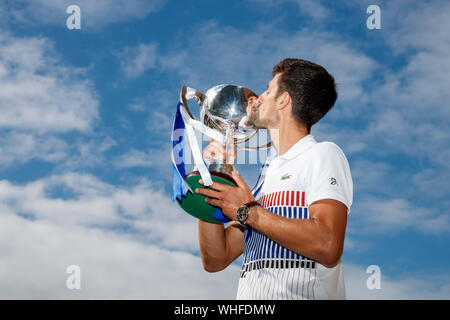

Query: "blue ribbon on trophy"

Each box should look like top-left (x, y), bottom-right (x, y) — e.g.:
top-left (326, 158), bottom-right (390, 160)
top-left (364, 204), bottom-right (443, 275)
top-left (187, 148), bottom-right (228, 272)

top-left (171, 101), bottom-right (189, 202)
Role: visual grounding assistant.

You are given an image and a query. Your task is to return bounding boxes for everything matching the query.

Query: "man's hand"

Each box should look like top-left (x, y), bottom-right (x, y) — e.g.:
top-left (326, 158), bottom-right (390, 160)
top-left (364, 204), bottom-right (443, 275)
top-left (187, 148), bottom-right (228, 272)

top-left (195, 168), bottom-right (254, 220)
top-left (202, 138), bottom-right (237, 163)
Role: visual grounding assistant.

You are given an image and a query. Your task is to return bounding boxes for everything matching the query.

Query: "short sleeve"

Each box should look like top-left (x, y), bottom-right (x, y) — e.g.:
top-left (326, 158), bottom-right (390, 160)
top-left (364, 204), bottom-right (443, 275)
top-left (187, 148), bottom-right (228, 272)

top-left (304, 142), bottom-right (353, 214)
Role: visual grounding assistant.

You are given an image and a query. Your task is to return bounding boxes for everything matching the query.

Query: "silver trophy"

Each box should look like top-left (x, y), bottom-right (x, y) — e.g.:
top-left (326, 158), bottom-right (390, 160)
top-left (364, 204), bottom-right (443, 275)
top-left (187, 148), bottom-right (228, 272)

top-left (181, 84), bottom-right (260, 184)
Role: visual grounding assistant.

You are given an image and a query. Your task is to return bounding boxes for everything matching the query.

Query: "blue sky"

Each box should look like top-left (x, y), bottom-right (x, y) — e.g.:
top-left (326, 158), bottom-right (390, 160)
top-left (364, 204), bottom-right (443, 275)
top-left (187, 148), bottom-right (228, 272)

top-left (0, 0), bottom-right (449, 299)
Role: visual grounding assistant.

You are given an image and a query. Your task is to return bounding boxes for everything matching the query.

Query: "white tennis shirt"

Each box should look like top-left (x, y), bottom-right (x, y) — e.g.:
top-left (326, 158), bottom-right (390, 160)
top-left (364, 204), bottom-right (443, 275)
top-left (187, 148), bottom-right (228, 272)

top-left (236, 134), bottom-right (353, 300)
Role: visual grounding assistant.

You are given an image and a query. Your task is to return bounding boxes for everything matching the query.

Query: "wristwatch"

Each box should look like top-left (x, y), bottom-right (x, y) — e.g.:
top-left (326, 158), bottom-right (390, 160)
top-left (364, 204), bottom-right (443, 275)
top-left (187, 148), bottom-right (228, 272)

top-left (236, 201), bottom-right (260, 226)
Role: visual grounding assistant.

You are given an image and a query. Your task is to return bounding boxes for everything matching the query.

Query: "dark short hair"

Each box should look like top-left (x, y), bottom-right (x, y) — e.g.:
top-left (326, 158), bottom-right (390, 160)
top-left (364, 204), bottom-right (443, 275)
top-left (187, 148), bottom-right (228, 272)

top-left (272, 58), bottom-right (337, 131)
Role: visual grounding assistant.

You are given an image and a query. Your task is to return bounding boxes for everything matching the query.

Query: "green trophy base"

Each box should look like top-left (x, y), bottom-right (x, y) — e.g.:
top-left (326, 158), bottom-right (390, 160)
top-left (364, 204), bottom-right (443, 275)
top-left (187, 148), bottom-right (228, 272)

top-left (176, 171), bottom-right (237, 223)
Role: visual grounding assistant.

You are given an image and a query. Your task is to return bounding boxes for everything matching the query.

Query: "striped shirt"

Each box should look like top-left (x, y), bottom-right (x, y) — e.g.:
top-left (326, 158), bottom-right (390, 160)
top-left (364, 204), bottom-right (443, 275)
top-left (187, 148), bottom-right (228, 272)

top-left (236, 135), bottom-right (353, 300)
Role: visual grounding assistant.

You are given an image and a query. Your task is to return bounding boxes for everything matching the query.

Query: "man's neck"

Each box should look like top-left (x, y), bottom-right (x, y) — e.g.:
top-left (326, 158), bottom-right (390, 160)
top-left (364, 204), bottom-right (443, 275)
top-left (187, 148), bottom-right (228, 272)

top-left (269, 121), bottom-right (309, 156)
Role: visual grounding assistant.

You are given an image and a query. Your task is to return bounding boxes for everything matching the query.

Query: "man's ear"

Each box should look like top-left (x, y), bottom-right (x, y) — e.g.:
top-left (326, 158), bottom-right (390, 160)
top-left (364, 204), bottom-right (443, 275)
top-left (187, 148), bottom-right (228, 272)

top-left (276, 91), bottom-right (291, 110)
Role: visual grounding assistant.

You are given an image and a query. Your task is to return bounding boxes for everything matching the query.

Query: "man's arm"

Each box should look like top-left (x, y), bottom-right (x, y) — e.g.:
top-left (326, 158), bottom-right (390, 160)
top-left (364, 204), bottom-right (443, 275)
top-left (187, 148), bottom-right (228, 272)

top-left (198, 220), bottom-right (244, 272)
top-left (246, 198), bottom-right (347, 268)
top-left (197, 139), bottom-right (244, 272)
top-left (196, 171), bottom-right (348, 268)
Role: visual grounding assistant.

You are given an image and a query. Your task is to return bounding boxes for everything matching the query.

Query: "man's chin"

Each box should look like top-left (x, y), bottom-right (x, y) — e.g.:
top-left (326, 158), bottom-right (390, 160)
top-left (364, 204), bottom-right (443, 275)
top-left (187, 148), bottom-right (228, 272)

top-left (246, 111), bottom-right (269, 129)
top-left (253, 121), bottom-right (268, 129)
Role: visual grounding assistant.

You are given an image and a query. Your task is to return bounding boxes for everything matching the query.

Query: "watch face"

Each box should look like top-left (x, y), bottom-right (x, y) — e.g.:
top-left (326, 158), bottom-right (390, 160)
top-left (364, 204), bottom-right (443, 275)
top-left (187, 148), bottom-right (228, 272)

top-left (237, 206), bottom-right (248, 223)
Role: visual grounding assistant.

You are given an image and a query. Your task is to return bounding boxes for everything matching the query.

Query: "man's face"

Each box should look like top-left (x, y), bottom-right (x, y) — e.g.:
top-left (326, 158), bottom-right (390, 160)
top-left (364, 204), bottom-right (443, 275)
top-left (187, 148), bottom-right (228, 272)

top-left (252, 73), bottom-right (282, 129)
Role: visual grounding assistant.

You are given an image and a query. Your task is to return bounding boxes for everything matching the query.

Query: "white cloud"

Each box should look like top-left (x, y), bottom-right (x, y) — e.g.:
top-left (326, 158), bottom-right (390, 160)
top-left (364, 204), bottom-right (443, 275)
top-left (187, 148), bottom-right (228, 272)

top-left (0, 210), bottom-right (239, 299)
top-left (293, 0), bottom-right (330, 21)
top-left (249, 0), bottom-right (330, 21)
top-left (4, 0), bottom-right (167, 29)
top-left (2, 206), bottom-right (449, 300)
top-left (412, 168), bottom-right (450, 200)
top-left (0, 172), bottom-right (201, 251)
top-left (352, 197), bottom-right (449, 235)
top-left (384, 0), bottom-right (450, 56)
top-left (344, 263), bottom-right (450, 299)
top-left (114, 149), bottom-right (154, 169)
top-left (58, 136), bottom-right (116, 171)
top-left (0, 31), bottom-right (100, 168)
top-left (0, 131), bottom-right (69, 168)
top-left (146, 110), bottom-right (173, 133)
top-left (0, 171), bottom-right (242, 299)
top-left (360, 0), bottom-right (450, 207)
top-left (308, 0), bottom-right (450, 218)
top-left (349, 159), bottom-right (392, 193)
top-left (113, 147), bottom-right (171, 180)
top-left (2, 172), bottom-right (447, 299)
top-left (127, 88), bottom-right (177, 116)
top-left (0, 33), bottom-right (99, 133)
top-left (370, 1), bottom-right (450, 154)
top-left (128, 103), bottom-right (146, 112)
top-left (159, 22), bottom-right (376, 117)
top-left (118, 42), bottom-right (158, 78)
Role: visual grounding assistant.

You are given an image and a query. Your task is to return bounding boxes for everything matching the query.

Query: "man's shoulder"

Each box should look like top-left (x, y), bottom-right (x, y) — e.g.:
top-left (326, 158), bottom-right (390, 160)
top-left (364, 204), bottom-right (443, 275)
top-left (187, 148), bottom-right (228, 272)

top-left (302, 141), bottom-right (350, 171)
top-left (310, 140), bottom-right (347, 158)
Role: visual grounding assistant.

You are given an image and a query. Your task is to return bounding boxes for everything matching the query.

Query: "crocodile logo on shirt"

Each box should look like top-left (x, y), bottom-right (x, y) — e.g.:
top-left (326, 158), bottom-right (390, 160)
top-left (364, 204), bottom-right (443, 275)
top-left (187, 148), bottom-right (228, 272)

top-left (281, 173), bottom-right (292, 180)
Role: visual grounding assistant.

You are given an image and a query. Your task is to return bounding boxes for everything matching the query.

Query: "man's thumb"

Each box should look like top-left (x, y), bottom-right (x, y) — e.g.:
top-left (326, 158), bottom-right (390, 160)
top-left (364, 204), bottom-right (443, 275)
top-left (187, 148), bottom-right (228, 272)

top-left (232, 167), bottom-right (244, 187)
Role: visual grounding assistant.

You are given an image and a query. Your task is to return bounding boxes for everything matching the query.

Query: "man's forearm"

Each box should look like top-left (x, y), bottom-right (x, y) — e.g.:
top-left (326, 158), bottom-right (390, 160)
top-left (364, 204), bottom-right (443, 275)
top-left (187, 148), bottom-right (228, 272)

top-left (198, 220), bottom-right (245, 272)
top-left (198, 220), bottom-right (228, 271)
top-left (245, 206), bottom-right (340, 267)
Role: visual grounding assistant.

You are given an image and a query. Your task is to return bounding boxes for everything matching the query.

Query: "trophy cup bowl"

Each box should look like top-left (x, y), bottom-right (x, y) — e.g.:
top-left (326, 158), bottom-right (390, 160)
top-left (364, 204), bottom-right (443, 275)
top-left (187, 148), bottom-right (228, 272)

top-left (176, 84), bottom-right (259, 223)
top-left (194, 84), bottom-right (258, 182)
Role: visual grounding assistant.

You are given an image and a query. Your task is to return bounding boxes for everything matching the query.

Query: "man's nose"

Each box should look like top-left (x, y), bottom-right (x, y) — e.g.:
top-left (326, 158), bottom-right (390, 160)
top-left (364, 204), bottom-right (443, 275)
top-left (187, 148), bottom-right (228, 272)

top-left (257, 94), bottom-right (263, 104)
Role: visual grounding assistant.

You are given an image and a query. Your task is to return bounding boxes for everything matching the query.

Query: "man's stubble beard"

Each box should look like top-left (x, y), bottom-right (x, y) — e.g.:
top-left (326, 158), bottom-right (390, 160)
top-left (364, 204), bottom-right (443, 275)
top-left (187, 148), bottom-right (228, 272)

top-left (248, 101), bottom-right (278, 130)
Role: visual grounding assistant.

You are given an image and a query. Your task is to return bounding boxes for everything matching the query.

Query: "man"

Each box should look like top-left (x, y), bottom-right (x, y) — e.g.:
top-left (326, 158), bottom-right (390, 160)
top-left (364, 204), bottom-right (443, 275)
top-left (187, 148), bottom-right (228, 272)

top-left (195, 58), bottom-right (353, 300)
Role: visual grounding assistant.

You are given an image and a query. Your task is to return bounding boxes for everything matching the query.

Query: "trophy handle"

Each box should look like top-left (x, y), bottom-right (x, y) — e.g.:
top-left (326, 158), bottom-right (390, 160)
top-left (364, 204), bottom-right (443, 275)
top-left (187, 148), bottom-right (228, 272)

top-left (181, 86), bottom-right (205, 119)
top-left (236, 141), bottom-right (273, 151)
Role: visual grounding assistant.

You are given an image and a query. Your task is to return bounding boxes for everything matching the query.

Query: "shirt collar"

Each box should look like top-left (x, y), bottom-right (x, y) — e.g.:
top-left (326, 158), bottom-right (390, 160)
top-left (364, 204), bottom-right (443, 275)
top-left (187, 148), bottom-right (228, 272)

top-left (276, 134), bottom-right (317, 160)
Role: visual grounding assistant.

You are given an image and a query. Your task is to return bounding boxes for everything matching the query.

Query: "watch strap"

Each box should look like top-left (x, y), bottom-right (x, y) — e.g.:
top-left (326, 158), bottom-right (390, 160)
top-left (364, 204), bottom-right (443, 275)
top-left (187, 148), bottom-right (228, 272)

top-left (237, 201), bottom-right (260, 227)
top-left (244, 201), bottom-right (259, 209)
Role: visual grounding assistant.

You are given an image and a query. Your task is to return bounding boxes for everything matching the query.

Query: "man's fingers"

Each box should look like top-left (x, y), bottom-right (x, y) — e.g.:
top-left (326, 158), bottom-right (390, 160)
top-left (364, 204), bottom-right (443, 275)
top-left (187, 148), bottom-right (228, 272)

top-left (195, 187), bottom-right (221, 199)
top-left (205, 197), bottom-right (222, 208)
top-left (202, 140), bottom-right (237, 163)
top-left (232, 167), bottom-right (246, 188)
top-left (203, 140), bottom-right (221, 159)
top-left (199, 179), bottom-right (229, 191)
top-left (227, 149), bottom-right (238, 161)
